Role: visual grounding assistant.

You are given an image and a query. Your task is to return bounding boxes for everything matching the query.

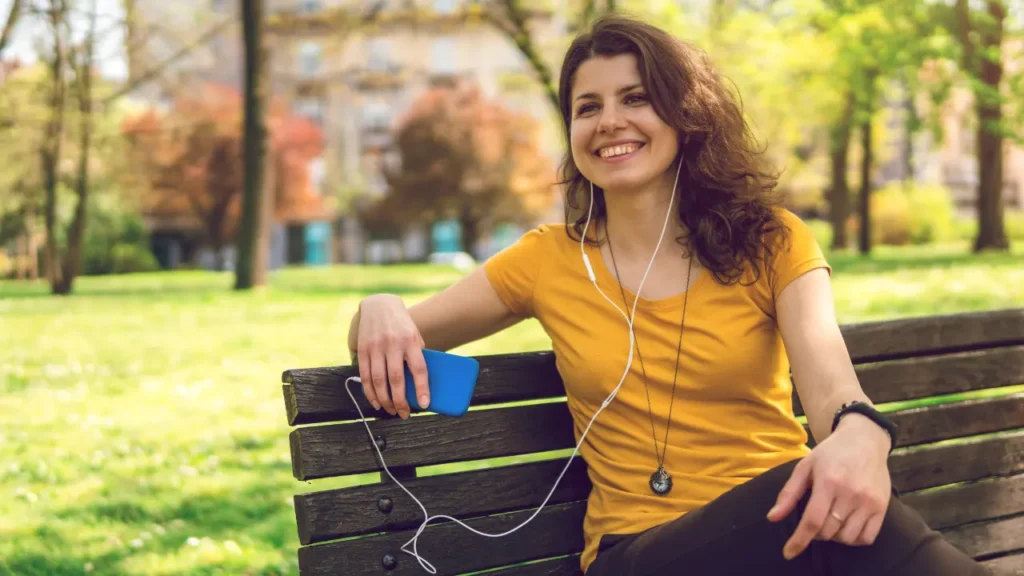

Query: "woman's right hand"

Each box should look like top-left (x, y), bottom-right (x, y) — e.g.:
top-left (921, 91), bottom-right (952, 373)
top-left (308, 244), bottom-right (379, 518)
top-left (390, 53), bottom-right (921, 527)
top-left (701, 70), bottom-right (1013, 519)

top-left (354, 294), bottom-right (430, 419)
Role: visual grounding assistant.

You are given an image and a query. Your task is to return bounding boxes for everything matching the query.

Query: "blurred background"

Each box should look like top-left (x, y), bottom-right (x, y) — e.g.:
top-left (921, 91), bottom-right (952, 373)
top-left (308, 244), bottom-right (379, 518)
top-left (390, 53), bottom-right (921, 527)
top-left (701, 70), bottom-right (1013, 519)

top-left (0, 1), bottom-right (1021, 575)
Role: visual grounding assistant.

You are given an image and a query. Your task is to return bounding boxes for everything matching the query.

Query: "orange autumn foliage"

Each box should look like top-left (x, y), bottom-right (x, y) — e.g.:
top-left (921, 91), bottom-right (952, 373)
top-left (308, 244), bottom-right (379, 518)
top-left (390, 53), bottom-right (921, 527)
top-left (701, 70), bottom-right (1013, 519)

top-left (122, 83), bottom-right (330, 253)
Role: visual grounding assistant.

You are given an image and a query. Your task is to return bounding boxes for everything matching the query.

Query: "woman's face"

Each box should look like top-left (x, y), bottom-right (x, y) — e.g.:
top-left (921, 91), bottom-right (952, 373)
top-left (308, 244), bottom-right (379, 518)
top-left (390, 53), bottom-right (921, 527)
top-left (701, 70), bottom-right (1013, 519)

top-left (569, 53), bottom-right (679, 195)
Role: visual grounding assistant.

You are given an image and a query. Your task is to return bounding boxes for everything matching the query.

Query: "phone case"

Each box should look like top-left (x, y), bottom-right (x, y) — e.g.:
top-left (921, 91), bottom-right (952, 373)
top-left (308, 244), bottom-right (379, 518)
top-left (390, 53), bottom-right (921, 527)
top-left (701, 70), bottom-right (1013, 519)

top-left (402, 349), bottom-right (480, 417)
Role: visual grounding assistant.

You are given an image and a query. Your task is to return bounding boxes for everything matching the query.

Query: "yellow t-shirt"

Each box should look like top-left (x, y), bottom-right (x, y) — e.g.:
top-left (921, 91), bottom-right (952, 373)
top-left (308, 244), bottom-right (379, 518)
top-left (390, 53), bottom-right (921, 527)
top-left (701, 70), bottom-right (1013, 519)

top-left (483, 208), bottom-right (831, 573)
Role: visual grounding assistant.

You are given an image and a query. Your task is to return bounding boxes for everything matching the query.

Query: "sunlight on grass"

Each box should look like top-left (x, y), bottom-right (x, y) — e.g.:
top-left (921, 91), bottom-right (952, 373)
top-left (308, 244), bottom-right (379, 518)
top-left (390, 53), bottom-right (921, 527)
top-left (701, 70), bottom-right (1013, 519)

top-left (0, 243), bottom-right (1021, 575)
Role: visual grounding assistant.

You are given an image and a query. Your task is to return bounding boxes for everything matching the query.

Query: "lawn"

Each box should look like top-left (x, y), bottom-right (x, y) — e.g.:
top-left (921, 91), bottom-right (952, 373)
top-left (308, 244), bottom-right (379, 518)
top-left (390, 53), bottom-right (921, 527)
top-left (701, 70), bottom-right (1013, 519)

top-left (1, 241), bottom-right (1022, 576)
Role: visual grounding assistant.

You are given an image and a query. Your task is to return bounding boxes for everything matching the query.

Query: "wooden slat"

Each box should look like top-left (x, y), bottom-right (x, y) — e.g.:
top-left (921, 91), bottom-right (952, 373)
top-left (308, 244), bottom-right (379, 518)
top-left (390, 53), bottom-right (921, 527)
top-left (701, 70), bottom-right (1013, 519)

top-left (294, 457), bottom-right (590, 544)
top-left (982, 553), bottom-right (1024, 576)
top-left (903, 473), bottom-right (1024, 530)
top-left (282, 352), bottom-right (562, 425)
top-left (887, 394), bottom-right (1024, 448)
top-left (294, 431), bottom-right (1023, 545)
top-left (891, 431), bottom-right (1024, 493)
top-left (839, 308), bottom-right (1024, 363)
top-left (944, 514), bottom-right (1024, 558)
top-left (282, 309), bottom-right (1024, 426)
top-left (290, 392), bottom-right (1024, 480)
top-left (851, 347), bottom-right (1024, 406)
top-left (296, 501), bottom-right (586, 576)
top-left (289, 403), bottom-right (575, 480)
top-left (477, 556), bottom-right (582, 575)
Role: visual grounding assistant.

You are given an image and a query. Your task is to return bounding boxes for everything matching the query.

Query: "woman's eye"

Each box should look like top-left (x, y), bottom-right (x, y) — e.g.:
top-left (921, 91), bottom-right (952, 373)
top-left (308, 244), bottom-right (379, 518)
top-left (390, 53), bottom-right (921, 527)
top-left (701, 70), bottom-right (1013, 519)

top-left (575, 103), bottom-right (597, 117)
top-left (625, 93), bottom-right (648, 105)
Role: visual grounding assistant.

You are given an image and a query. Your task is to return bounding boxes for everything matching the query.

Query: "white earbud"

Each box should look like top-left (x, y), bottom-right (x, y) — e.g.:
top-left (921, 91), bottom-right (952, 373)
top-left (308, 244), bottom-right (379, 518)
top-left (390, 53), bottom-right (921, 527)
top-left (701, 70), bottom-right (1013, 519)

top-left (345, 157), bottom-right (685, 573)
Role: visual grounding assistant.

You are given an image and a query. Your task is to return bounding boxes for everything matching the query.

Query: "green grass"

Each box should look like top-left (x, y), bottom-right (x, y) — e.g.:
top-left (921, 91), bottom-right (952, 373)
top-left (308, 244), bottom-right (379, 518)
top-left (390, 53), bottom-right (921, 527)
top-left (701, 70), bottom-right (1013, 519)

top-left (1, 241), bottom-right (1022, 575)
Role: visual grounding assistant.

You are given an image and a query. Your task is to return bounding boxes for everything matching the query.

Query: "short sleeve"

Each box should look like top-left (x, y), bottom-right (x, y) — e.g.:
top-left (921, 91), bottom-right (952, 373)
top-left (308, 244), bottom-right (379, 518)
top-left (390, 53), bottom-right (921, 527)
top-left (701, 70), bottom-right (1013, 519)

top-left (768, 210), bottom-right (831, 301)
top-left (483, 225), bottom-right (553, 318)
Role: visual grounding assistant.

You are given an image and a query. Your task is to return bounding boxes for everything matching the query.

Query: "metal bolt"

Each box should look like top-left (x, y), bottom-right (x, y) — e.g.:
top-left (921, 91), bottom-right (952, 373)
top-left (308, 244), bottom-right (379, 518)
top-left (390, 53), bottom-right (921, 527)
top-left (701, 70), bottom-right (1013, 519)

top-left (382, 553), bottom-right (398, 570)
top-left (377, 496), bottom-right (394, 514)
top-left (374, 435), bottom-right (386, 451)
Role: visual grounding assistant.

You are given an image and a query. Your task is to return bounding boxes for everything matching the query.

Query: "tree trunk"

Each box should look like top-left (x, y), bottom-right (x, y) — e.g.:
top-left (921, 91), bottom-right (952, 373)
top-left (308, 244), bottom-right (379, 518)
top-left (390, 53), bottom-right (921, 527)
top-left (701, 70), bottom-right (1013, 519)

top-left (234, 0), bottom-right (267, 289)
top-left (973, 0), bottom-right (1008, 251)
top-left (828, 91), bottom-right (855, 250)
top-left (459, 209), bottom-right (480, 259)
top-left (858, 113), bottom-right (874, 255)
top-left (42, 0), bottom-right (66, 292)
top-left (903, 78), bottom-right (917, 188)
top-left (495, 0), bottom-right (559, 113)
top-left (0, 0), bottom-right (23, 58)
top-left (55, 0), bottom-right (96, 295)
top-left (25, 203), bottom-right (38, 280)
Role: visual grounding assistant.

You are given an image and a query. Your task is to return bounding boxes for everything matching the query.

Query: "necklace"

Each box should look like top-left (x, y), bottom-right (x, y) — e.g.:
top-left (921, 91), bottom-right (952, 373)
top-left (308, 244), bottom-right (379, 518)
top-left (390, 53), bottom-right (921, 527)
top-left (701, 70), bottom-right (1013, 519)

top-left (606, 231), bottom-right (693, 496)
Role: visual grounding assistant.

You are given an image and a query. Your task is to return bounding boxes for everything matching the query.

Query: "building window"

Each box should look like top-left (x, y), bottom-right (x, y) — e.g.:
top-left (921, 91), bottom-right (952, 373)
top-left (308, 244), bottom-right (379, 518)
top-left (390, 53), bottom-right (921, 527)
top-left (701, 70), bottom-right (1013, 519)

top-left (299, 42), bottom-right (322, 78)
top-left (299, 0), bottom-right (321, 14)
top-left (430, 37), bottom-right (456, 76)
top-left (433, 0), bottom-right (456, 14)
top-left (293, 99), bottom-right (324, 125)
top-left (362, 99), bottom-right (391, 130)
top-left (367, 37), bottom-right (389, 71)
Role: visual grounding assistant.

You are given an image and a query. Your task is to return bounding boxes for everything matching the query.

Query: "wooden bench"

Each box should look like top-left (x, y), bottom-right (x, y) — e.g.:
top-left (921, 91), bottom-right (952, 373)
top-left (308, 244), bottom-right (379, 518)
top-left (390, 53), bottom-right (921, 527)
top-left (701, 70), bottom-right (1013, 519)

top-left (281, 308), bottom-right (1024, 575)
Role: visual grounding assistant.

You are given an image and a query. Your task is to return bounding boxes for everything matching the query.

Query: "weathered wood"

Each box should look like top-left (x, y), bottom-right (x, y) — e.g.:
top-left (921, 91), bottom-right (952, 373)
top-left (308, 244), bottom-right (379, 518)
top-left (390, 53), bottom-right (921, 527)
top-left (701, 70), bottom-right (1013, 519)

top-left (839, 308), bottom-right (1024, 363)
top-left (849, 346), bottom-right (1024, 407)
top-left (295, 457), bottom-right (590, 544)
top-left (283, 344), bottom-right (1024, 427)
top-left (296, 501), bottom-right (586, 576)
top-left (282, 352), bottom-right (561, 425)
top-left (982, 552), bottom-right (1024, 576)
top-left (290, 396), bottom-right (1024, 481)
top-left (887, 394), bottom-right (1024, 448)
top-left (289, 403), bottom-right (575, 480)
top-left (903, 473), bottom-right (1024, 530)
top-left (476, 556), bottom-right (582, 575)
top-left (944, 514), bottom-right (1024, 558)
top-left (891, 431), bottom-right (1024, 493)
top-left (293, 430), bottom-right (1023, 545)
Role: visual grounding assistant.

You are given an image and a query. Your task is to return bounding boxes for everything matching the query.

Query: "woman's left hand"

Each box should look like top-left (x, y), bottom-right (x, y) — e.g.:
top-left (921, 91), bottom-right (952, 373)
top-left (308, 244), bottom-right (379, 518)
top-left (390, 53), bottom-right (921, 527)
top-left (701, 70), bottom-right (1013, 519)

top-left (766, 415), bottom-right (893, 560)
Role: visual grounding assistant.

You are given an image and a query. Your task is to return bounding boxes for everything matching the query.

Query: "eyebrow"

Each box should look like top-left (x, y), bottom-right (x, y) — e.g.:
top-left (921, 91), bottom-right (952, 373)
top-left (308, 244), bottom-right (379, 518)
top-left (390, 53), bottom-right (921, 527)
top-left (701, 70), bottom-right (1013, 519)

top-left (573, 83), bottom-right (644, 103)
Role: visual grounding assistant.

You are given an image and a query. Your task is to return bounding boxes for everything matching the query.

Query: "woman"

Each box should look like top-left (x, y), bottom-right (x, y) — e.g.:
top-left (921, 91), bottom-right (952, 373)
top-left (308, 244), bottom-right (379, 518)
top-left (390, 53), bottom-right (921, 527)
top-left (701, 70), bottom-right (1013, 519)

top-left (348, 14), bottom-right (988, 576)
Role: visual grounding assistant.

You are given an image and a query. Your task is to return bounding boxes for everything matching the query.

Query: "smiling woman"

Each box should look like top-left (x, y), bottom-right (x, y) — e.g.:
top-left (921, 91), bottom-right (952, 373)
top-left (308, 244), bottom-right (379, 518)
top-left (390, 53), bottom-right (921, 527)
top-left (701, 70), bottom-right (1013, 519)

top-left (346, 13), bottom-right (989, 576)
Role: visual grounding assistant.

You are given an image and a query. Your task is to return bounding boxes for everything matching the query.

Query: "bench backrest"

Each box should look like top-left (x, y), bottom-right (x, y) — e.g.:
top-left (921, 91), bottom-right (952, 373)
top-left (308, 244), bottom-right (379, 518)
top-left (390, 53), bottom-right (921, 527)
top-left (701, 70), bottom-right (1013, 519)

top-left (282, 308), bottom-right (1024, 575)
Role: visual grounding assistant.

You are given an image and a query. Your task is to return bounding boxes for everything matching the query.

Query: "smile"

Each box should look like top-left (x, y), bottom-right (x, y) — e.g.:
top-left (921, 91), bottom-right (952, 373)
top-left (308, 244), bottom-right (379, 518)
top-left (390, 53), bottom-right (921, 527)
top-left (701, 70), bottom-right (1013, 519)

top-left (596, 142), bottom-right (644, 160)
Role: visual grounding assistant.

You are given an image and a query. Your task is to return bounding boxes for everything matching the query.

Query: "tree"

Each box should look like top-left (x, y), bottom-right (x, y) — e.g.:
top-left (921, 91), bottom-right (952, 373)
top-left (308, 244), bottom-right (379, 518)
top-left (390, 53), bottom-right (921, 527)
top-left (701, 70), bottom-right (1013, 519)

top-left (234, 0), bottom-right (267, 289)
top-left (0, 0), bottom-right (23, 57)
top-left (953, 0), bottom-right (1010, 251)
top-left (368, 82), bottom-right (555, 255)
top-left (121, 84), bottom-right (325, 270)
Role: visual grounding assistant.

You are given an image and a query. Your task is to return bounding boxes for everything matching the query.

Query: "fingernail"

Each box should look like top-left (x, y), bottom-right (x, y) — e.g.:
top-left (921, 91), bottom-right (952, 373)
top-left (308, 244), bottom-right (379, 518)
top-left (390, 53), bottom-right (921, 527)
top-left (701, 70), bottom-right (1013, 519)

top-left (767, 505), bottom-right (778, 517)
top-left (371, 401), bottom-right (380, 410)
top-left (419, 395), bottom-right (430, 408)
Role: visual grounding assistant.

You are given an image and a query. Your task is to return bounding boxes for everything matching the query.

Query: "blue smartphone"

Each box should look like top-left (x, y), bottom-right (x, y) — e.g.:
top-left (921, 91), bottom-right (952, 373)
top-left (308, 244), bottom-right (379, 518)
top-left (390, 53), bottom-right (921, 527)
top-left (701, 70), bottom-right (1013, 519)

top-left (401, 349), bottom-right (479, 417)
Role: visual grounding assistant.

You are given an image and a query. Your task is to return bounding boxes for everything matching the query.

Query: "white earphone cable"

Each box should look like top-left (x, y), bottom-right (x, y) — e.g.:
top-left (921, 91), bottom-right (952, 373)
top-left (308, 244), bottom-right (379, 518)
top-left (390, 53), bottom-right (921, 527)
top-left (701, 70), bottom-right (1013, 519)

top-left (345, 158), bottom-right (684, 573)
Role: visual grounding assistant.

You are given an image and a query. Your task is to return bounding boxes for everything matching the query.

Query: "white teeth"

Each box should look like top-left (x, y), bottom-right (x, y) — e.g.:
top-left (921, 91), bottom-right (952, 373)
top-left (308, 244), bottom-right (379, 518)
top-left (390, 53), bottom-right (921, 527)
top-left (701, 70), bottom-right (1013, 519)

top-left (599, 143), bottom-right (640, 158)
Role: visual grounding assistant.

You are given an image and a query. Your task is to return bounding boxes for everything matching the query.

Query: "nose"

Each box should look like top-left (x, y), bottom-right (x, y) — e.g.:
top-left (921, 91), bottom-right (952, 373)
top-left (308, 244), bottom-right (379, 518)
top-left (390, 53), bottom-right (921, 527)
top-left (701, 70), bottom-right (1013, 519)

top-left (597, 103), bottom-right (627, 133)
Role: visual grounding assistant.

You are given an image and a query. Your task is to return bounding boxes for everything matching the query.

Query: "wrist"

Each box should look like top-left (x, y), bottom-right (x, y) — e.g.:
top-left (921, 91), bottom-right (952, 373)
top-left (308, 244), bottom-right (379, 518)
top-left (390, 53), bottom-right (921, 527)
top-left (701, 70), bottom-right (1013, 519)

top-left (836, 413), bottom-right (893, 455)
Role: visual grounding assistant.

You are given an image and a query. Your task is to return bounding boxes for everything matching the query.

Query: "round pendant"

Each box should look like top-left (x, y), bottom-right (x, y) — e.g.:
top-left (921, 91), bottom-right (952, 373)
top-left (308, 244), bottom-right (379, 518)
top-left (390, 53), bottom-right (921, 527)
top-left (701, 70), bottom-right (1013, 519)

top-left (649, 467), bottom-right (673, 495)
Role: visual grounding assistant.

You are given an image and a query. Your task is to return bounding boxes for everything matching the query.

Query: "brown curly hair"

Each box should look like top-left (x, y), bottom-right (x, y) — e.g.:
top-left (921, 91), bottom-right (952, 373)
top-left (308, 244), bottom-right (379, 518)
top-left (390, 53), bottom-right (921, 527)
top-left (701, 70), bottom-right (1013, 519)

top-left (558, 14), bottom-right (788, 286)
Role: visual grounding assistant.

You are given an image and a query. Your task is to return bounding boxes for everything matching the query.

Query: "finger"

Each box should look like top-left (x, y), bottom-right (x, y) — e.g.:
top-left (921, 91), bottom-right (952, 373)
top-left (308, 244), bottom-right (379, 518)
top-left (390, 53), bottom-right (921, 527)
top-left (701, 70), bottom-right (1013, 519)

top-left (768, 459), bottom-right (812, 522)
top-left (370, 347), bottom-right (395, 415)
top-left (784, 478), bottom-right (832, 560)
top-left (357, 348), bottom-right (380, 411)
top-left (836, 505), bottom-right (871, 545)
top-left (406, 345), bottom-right (430, 410)
top-left (817, 496), bottom-right (854, 542)
top-left (387, 346), bottom-right (411, 418)
top-left (855, 511), bottom-right (885, 546)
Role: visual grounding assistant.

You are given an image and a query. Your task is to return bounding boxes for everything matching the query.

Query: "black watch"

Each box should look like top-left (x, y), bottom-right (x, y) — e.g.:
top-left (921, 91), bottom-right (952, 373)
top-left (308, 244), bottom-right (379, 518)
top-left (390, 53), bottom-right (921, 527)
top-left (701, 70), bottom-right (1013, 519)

top-left (831, 400), bottom-right (898, 453)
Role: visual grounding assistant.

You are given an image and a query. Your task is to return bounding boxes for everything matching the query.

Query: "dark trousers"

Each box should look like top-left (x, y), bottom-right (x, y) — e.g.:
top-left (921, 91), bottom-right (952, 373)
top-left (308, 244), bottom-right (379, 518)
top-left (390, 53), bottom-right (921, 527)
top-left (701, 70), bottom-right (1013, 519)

top-left (586, 458), bottom-right (989, 576)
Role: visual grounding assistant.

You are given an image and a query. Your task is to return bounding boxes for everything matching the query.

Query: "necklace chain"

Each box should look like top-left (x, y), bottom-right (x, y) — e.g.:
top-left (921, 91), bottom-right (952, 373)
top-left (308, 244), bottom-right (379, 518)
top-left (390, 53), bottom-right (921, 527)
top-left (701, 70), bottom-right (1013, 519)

top-left (606, 231), bottom-right (693, 472)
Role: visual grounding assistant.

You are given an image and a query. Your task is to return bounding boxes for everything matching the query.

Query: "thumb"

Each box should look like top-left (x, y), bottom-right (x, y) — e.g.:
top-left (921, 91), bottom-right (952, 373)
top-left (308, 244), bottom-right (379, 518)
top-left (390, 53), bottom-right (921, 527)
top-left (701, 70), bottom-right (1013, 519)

top-left (767, 459), bottom-right (811, 522)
